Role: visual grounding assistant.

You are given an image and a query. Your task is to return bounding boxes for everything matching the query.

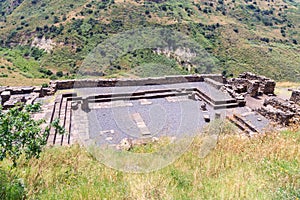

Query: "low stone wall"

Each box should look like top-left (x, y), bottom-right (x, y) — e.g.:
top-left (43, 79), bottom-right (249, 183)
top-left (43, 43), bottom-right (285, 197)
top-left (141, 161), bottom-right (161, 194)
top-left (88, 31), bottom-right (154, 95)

top-left (264, 98), bottom-right (300, 113)
top-left (50, 74), bottom-right (224, 91)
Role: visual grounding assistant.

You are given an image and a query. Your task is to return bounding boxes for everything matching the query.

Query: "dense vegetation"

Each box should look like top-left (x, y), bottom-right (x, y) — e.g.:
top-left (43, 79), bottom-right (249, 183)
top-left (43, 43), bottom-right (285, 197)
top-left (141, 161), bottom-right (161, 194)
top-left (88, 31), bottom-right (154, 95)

top-left (0, 0), bottom-right (299, 85)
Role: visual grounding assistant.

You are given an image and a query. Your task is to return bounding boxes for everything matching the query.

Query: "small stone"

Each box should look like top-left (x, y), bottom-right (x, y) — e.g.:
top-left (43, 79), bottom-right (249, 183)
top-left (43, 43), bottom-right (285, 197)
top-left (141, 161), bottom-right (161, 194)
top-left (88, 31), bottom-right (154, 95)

top-left (203, 114), bottom-right (210, 122)
top-left (118, 138), bottom-right (132, 151)
top-left (201, 103), bottom-right (207, 111)
top-left (215, 112), bottom-right (221, 119)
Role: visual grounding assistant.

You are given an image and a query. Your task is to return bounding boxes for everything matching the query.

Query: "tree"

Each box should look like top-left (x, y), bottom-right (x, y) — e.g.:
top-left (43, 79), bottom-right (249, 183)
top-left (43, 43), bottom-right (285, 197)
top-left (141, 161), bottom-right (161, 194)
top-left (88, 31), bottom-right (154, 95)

top-left (53, 16), bottom-right (59, 23)
top-left (56, 71), bottom-right (63, 77)
top-left (0, 104), bottom-right (64, 166)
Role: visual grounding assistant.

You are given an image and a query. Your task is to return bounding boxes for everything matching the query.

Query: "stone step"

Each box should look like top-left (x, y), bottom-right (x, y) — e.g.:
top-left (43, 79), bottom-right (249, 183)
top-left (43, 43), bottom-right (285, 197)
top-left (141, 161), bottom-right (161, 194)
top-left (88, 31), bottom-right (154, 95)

top-left (56, 98), bottom-right (68, 146)
top-left (47, 102), bottom-right (60, 145)
top-left (62, 102), bottom-right (72, 145)
top-left (233, 114), bottom-right (259, 133)
top-left (213, 102), bottom-right (240, 110)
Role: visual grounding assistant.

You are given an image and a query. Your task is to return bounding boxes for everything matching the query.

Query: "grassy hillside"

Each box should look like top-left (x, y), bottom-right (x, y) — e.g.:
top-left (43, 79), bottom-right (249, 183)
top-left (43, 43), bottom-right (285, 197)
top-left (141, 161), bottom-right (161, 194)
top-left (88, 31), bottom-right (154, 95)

top-left (0, 0), bottom-right (299, 85)
top-left (1, 129), bottom-right (299, 199)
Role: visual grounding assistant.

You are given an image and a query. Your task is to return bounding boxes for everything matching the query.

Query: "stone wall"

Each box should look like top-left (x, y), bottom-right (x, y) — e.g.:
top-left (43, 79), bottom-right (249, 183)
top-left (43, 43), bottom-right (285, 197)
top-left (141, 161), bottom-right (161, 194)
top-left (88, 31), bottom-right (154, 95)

top-left (264, 98), bottom-right (300, 113)
top-left (50, 74), bottom-right (224, 91)
top-left (0, 74), bottom-right (224, 109)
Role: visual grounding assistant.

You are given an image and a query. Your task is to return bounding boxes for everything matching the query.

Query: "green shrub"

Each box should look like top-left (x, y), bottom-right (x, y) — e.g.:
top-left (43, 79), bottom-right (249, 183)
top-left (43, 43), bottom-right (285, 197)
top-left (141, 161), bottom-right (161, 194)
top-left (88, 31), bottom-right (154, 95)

top-left (56, 71), bottom-right (63, 77)
top-left (50, 74), bottom-right (57, 80)
top-left (0, 170), bottom-right (25, 200)
top-left (0, 74), bottom-right (8, 77)
top-left (41, 83), bottom-right (48, 88)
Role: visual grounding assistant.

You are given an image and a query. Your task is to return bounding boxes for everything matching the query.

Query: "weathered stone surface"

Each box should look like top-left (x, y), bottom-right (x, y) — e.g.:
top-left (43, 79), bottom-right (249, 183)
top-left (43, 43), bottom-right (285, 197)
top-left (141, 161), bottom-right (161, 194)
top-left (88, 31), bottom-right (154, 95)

top-left (290, 90), bottom-right (300, 104)
top-left (215, 112), bottom-right (221, 119)
top-left (188, 92), bottom-right (197, 101)
top-left (204, 78), bottom-right (224, 89)
top-left (50, 74), bottom-right (223, 90)
top-left (247, 81), bottom-right (260, 97)
top-left (71, 101), bottom-right (79, 110)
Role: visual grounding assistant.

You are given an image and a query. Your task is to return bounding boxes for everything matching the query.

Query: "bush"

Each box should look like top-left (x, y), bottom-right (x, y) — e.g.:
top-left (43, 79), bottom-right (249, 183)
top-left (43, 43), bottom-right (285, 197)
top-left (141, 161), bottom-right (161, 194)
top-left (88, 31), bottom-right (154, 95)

top-left (38, 68), bottom-right (53, 76)
top-left (53, 16), bottom-right (59, 23)
top-left (0, 74), bottom-right (8, 77)
top-left (41, 83), bottom-right (48, 88)
top-left (0, 170), bottom-right (25, 200)
top-left (56, 71), bottom-right (63, 77)
top-left (0, 104), bottom-right (48, 165)
top-left (50, 75), bottom-right (57, 80)
top-left (0, 104), bottom-right (65, 166)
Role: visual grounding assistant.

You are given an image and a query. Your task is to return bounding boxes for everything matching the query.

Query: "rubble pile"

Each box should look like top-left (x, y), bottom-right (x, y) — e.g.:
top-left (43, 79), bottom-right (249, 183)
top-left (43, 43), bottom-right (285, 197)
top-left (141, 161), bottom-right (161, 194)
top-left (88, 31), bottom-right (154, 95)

top-left (290, 90), bottom-right (300, 104)
top-left (257, 98), bottom-right (300, 125)
top-left (225, 72), bottom-right (276, 98)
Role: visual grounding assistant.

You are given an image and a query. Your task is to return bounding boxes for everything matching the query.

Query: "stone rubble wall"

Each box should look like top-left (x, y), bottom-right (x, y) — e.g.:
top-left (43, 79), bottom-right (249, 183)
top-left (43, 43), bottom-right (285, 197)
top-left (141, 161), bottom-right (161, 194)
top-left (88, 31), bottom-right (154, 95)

top-left (256, 106), bottom-right (295, 126)
top-left (264, 98), bottom-right (300, 113)
top-left (290, 90), bottom-right (300, 104)
top-left (257, 98), bottom-right (300, 125)
top-left (227, 72), bottom-right (276, 97)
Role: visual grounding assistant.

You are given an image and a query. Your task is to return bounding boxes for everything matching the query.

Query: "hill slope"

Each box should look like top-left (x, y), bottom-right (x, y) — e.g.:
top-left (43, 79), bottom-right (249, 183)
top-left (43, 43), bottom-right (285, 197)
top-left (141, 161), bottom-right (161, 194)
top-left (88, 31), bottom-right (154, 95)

top-left (0, 0), bottom-right (299, 85)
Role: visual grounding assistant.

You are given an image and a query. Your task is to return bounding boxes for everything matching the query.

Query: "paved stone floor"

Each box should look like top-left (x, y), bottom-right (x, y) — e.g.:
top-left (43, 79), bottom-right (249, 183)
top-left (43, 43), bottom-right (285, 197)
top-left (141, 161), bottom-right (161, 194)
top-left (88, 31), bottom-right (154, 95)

top-left (85, 96), bottom-right (224, 146)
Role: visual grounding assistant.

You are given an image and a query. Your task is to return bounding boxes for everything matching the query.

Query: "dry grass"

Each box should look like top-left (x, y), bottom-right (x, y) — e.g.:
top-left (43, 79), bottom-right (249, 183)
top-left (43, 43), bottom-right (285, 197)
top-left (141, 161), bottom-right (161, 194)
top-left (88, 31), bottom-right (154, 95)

top-left (276, 82), bottom-right (300, 88)
top-left (1, 128), bottom-right (299, 199)
top-left (0, 77), bottom-right (49, 86)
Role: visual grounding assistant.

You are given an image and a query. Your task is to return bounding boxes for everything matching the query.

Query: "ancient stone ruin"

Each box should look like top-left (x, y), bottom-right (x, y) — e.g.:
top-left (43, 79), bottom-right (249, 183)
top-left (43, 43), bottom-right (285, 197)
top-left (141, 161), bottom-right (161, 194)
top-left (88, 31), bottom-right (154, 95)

top-left (1, 72), bottom-right (299, 147)
top-left (290, 90), bottom-right (300, 104)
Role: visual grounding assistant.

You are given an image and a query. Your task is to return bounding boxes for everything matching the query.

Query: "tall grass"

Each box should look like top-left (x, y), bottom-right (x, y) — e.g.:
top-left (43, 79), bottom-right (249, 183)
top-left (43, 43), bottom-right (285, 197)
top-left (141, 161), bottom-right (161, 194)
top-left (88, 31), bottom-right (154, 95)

top-left (1, 129), bottom-right (299, 199)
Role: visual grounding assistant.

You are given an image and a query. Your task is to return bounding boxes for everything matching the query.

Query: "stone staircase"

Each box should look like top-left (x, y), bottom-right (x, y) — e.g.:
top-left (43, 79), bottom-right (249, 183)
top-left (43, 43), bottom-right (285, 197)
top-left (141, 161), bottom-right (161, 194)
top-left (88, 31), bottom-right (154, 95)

top-left (227, 113), bottom-right (260, 136)
top-left (47, 93), bottom-right (76, 145)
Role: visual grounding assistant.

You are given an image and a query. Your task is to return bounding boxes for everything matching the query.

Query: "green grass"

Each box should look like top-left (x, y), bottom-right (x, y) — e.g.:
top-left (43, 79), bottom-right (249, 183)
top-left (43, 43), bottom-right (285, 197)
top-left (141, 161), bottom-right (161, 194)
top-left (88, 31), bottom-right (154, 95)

top-left (1, 129), bottom-right (299, 199)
